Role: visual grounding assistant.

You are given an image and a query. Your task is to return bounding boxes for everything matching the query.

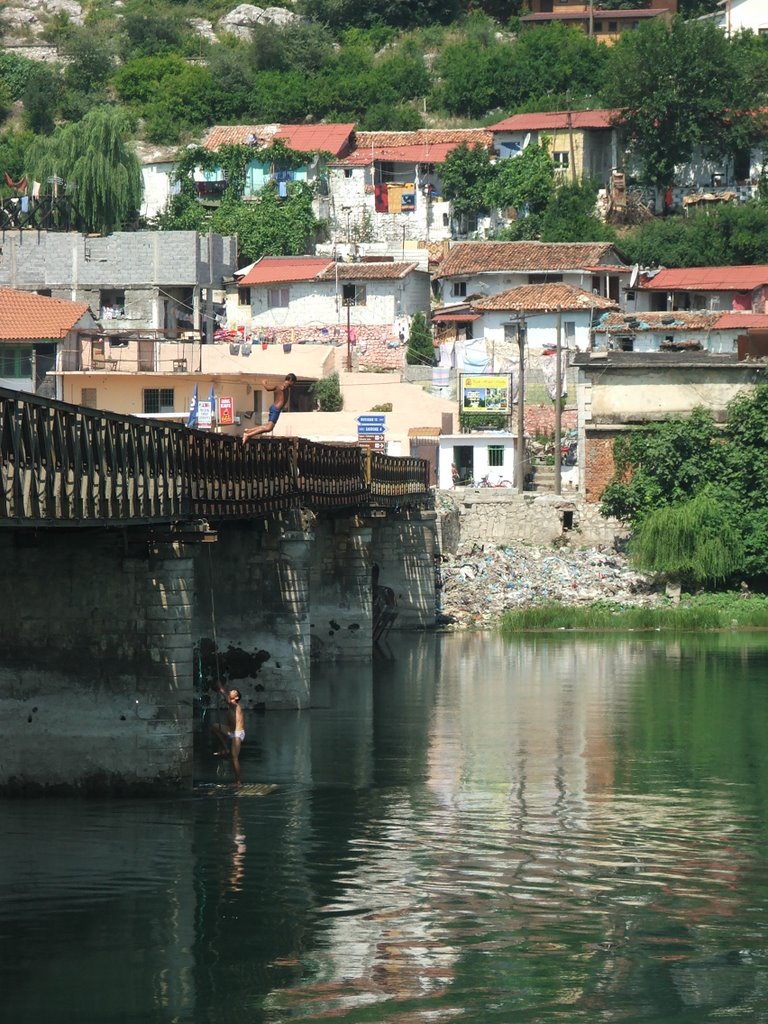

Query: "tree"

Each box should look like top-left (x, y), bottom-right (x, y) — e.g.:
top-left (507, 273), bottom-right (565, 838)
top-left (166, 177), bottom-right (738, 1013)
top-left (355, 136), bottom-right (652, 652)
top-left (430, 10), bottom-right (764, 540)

top-left (437, 143), bottom-right (494, 222)
top-left (539, 180), bottom-right (616, 242)
top-left (603, 18), bottom-right (768, 188)
top-left (25, 106), bottom-right (142, 234)
top-left (311, 372), bottom-right (343, 411)
top-left (406, 312), bottom-right (434, 367)
top-left (620, 203), bottom-right (768, 268)
top-left (487, 142), bottom-right (555, 216)
top-left (22, 64), bottom-right (59, 134)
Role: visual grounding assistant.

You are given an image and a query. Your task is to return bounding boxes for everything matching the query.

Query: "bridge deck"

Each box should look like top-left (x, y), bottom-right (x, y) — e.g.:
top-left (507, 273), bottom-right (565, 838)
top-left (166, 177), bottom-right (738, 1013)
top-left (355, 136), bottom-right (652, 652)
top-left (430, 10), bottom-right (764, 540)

top-left (0, 388), bottom-right (431, 526)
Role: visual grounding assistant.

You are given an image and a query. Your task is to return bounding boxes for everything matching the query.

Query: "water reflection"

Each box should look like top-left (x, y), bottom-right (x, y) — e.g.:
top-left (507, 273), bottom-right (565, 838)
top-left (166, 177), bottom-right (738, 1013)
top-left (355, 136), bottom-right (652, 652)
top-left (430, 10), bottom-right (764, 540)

top-left (2, 635), bottom-right (768, 1023)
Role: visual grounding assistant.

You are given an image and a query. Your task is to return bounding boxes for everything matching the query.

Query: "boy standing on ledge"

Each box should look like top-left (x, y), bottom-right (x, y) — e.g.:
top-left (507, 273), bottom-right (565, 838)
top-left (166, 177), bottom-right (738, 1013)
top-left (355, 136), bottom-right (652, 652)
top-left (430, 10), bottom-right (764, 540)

top-left (212, 683), bottom-right (245, 787)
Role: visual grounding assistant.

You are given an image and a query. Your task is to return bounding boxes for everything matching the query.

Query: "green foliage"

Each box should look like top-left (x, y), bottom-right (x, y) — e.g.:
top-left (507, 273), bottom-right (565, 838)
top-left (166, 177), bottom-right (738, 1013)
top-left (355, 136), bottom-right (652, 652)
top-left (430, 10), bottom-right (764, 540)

top-left (503, 22), bottom-right (607, 110)
top-left (437, 142), bottom-right (494, 220)
top-left (60, 25), bottom-right (116, 96)
top-left (0, 53), bottom-right (38, 100)
top-left (488, 141), bottom-right (555, 215)
top-left (600, 387), bottom-right (768, 582)
top-left (621, 203), bottom-right (768, 268)
top-left (460, 411), bottom-right (507, 431)
top-left (360, 103), bottom-right (423, 132)
top-left (370, 403), bottom-right (393, 412)
top-left (539, 180), bottom-right (616, 243)
top-left (499, 593), bottom-right (768, 634)
top-left (603, 17), bottom-right (768, 187)
top-left (406, 311), bottom-right (434, 367)
top-left (25, 106), bottom-right (142, 234)
top-left (298, 0), bottom-right (462, 32)
top-left (210, 183), bottom-right (319, 263)
top-left (311, 371), bottom-right (343, 411)
top-left (120, 11), bottom-right (186, 59)
top-left (629, 489), bottom-right (744, 586)
top-left (22, 65), bottom-right (59, 134)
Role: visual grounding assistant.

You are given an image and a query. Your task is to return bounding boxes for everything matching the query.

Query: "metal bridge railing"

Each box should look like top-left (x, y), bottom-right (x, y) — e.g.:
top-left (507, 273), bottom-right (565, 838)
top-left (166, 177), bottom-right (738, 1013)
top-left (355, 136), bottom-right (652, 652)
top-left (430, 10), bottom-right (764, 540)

top-left (0, 388), bottom-right (431, 526)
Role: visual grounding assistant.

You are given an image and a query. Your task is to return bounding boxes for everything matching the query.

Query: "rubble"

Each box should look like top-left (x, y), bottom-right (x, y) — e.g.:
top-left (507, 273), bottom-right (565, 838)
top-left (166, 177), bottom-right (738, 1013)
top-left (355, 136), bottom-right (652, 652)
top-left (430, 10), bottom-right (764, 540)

top-left (436, 541), bottom-right (662, 629)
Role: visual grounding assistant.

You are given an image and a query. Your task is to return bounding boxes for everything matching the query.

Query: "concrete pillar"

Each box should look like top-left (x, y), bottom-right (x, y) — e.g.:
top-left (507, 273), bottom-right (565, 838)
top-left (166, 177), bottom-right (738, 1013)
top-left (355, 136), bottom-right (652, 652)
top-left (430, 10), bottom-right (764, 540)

top-left (309, 517), bottom-right (373, 661)
top-left (193, 516), bottom-right (312, 712)
top-left (0, 530), bottom-right (195, 794)
top-left (370, 510), bottom-right (438, 631)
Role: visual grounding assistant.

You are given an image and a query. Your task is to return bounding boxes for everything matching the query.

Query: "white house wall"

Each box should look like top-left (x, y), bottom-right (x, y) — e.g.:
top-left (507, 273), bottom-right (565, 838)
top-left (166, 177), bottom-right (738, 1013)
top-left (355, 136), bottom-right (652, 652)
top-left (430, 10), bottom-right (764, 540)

top-left (437, 434), bottom-right (517, 489)
top-left (140, 162), bottom-right (179, 222)
top-left (593, 329), bottom-right (739, 354)
top-left (481, 310), bottom-right (593, 357)
top-left (441, 270), bottom-right (613, 306)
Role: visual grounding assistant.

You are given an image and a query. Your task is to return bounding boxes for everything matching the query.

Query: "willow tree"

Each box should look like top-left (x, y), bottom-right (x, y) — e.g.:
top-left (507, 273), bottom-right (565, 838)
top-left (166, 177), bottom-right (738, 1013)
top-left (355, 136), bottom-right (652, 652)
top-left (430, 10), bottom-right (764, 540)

top-left (25, 106), bottom-right (142, 234)
top-left (629, 490), bottom-right (744, 587)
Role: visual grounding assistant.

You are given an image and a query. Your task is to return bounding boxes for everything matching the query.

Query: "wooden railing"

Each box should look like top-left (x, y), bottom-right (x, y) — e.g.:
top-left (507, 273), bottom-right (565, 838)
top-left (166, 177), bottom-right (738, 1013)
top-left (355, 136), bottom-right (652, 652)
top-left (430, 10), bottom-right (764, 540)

top-left (0, 388), bottom-right (431, 526)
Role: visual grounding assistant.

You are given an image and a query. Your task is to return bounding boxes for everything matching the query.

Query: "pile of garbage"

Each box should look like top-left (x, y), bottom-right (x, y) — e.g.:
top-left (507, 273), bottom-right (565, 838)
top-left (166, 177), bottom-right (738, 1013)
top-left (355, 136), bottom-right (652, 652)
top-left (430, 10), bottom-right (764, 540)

top-left (437, 541), bottom-right (662, 629)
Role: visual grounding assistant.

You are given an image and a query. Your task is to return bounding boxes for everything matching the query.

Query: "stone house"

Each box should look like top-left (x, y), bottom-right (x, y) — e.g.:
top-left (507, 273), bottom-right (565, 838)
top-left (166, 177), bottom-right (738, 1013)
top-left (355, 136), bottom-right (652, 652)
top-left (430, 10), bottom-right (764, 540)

top-left (325, 129), bottom-right (494, 253)
top-left (520, 1), bottom-right (676, 44)
top-left (592, 309), bottom-right (752, 354)
top-left (0, 230), bottom-right (237, 337)
top-left (0, 288), bottom-right (97, 399)
top-left (488, 109), bottom-right (621, 189)
top-left (226, 256), bottom-right (431, 371)
top-left (434, 241), bottom-right (631, 308)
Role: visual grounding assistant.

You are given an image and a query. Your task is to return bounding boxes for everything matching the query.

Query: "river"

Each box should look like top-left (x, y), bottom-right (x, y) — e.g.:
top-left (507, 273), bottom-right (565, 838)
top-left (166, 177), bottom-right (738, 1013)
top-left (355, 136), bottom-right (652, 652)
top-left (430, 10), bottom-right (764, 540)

top-left (3, 631), bottom-right (768, 1023)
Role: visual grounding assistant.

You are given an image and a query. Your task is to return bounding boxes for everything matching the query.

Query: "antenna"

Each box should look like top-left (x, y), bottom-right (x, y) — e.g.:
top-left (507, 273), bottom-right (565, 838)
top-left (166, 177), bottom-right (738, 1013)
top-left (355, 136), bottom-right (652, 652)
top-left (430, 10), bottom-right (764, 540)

top-left (629, 264), bottom-right (639, 289)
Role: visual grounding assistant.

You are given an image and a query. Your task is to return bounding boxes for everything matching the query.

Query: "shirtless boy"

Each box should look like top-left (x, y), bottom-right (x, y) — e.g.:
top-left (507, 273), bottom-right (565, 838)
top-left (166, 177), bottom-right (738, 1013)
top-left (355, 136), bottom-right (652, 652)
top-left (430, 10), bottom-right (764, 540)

top-left (212, 684), bottom-right (245, 786)
top-left (242, 374), bottom-right (297, 441)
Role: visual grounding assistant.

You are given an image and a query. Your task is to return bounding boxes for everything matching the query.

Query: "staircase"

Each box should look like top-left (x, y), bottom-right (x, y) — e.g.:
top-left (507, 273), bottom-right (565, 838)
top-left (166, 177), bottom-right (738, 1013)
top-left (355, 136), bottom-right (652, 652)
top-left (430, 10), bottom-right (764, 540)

top-left (529, 464), bottom-right (556, 492)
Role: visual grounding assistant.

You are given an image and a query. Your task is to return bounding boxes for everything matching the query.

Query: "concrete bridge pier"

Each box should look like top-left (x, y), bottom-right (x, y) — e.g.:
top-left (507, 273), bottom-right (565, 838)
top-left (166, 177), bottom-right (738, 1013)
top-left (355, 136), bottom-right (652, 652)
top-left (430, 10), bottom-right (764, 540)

top-left (0, 529), bottom-right (195, 794)
top-left (309, 516), bottom-right (374, 662)
top-left (370, 509), bottom-right (439, 631)
top-left (193, 515), bottom-right (313, 713)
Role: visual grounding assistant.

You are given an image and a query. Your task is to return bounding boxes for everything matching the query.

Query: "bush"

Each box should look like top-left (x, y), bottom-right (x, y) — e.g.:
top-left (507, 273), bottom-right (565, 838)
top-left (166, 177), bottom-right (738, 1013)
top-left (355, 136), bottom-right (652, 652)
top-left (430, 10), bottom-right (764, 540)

top-left (406, 311), bottom-right (434, 366)
top-left (311, 372), bottom-right (343, 411)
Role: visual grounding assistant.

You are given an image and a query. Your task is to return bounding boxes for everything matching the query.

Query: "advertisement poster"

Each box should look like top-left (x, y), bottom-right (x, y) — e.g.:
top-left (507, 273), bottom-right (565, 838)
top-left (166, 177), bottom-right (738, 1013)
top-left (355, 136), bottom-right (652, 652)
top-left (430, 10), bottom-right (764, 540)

top-left (218, 396), bottom-right (234, 425)
top-left (197, 400), bottom-right (213, 429)
top-left (459, 373), bottom-right (512, 414)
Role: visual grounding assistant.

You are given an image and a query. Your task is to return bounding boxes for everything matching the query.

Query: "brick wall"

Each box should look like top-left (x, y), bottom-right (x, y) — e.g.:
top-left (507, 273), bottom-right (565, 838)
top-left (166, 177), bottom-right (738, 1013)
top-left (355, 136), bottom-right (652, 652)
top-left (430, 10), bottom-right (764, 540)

top-left (585, 432), bottom-right (621, 503)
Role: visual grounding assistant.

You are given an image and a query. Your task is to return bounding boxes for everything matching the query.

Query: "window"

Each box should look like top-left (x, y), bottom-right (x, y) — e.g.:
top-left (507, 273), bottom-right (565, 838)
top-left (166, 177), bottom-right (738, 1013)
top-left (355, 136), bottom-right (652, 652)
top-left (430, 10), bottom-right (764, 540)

top-left (608, 21), bottom-right (618, 33)
top-left (0, 346), bottom-right (32, 377)
top-left (344, 168), bottom-right (353, 178)
top-left (100, 289), bottom-right (125, 319)
top-left (342, 283), bottom-right (367, 306)
top-left (488, 445), bottom-right (504, 468)
top-left (81, 388), bottom-right (97, 408)
top-left (452, 281), bottom-right (467, 298)
top-left (528, 273), bottom-right (562, 285)
top-left (618, 336), bottom-right (633, 352)
top-left (238, 287), bottom-right (251, 306)
top-left (268, 287), bottom-right (289, 309)
top-left (143, 388), bottom-right (175, 414)
top-left (553, 151), bottom-right (569, 170)
top-left (564, 321), bottom-right (576, 346)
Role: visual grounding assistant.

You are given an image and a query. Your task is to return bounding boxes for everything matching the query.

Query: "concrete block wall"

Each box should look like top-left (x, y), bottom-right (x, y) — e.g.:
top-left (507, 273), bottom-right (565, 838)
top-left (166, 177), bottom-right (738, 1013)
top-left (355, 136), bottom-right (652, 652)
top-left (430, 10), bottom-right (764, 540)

top-left (0, 530), bottom-right (195, 794)
top-left (370, 511), bottom-right (438, 630)
top-left (193, 519), bottom-right (312, 711)
top-left (309, 518), bottom-right (373, 661)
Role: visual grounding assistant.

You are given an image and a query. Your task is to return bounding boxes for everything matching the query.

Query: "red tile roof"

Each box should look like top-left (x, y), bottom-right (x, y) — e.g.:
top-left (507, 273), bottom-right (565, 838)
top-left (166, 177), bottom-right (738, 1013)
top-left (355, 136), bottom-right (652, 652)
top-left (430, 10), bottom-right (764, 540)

top-left (339, 129), bottom-right (493, 166)
top-left (0, 288), bottom-right (91, 341)
top-left (490, 110), bottom-right (621, 132)
top-left (202, 123), bottom-right (355, 157)
top-left (473, 283), bottom-right (618, 313)
top-left (641, 266), bottom-right (768, 291)
top-left (714, 313), bottom-right (768, 330)
top-left (437, 241), bottom-right (627, 277)
top-left (238, 257), bottom-right (333, 286)
top-left (316, 262), bottom-right (420, 281)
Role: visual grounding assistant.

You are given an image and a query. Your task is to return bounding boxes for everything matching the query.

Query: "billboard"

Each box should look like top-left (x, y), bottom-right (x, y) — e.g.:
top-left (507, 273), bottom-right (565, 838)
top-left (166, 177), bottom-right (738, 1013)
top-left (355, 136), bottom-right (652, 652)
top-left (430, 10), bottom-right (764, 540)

top-left (459, 374), bottom-right (512, 414)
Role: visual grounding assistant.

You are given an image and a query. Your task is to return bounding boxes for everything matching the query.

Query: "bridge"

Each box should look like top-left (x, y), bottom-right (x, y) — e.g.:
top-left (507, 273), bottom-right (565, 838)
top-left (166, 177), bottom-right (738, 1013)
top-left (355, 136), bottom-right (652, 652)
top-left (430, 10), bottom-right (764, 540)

top-left (0, 387), bottom-right (431, 526)
top-left (0, 388), bottom-right (437, 795)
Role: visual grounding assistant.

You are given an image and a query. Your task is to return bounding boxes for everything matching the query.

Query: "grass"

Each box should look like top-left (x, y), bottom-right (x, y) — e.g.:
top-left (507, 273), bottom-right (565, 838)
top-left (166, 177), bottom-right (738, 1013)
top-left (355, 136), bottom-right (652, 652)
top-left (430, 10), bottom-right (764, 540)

top-left (499, 593), bottom-right (768, 634)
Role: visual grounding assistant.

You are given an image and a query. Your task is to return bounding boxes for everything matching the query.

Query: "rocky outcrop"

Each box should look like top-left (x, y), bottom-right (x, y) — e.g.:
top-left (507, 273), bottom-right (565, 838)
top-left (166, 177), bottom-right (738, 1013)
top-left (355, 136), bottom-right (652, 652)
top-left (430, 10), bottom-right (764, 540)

top-left (218, 5), bottom-right (299, 39)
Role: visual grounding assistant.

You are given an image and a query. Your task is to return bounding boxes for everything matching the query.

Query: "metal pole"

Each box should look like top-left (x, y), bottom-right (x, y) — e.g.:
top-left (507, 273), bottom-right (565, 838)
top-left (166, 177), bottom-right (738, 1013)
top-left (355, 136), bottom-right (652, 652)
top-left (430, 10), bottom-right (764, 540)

top-left (346, 302), bottom-right (352, 372)
top-left (516, 318), bottom-right (526, 494)
top-left (554, 309), bottom-right (562, 496)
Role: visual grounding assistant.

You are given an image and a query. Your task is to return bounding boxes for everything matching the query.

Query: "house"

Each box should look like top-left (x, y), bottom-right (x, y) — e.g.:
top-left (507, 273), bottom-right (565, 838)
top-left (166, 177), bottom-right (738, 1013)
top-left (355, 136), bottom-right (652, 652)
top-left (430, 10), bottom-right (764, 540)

top-left (199, 122), bottom-right (356, 224)
top-left (520, 1), bottom-right (676, 45)
top-left (708, 0), bottom-right (768, 37)
top-left (592, 309), bottom-right (747, 354)
top-left (434, 241), bottom-right (631, 308)
top-left (226, 256), bottom-right (431, 371)
top-left (0, 230), bottom-right (237, 337)
top-left (636, 266), bottom-right (768, 314)
top-left (0, 288), bottom-right (97, 399)
top-left (488, 110), bottom-right (622, 188)
top-left (574, 347), bottom-right (765, 502)
top-left (326, 129), bottom-right (495, 252)
top-left (135, 141), bottom-right (181, 223)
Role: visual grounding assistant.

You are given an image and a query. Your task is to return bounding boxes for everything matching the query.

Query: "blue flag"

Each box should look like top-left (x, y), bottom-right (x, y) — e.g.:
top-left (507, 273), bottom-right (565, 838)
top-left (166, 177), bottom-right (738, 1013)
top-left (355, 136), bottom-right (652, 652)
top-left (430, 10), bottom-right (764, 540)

top-left (187, 384), bottom-right (199, 427)
top-left (208, 383), bottom-right (216, 424)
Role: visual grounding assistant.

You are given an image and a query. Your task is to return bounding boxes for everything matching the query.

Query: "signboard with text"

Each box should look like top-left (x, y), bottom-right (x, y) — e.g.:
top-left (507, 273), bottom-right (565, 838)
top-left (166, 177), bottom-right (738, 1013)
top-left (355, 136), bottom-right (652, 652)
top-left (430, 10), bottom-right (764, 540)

top-left (459, 374), bottom-right (512, 414)
top-left (218, 396), bottom-right (234, 425)
top-left (357, 414), bottom-right (385, 451)
top-left (197, 400), bottom-right (213, 429)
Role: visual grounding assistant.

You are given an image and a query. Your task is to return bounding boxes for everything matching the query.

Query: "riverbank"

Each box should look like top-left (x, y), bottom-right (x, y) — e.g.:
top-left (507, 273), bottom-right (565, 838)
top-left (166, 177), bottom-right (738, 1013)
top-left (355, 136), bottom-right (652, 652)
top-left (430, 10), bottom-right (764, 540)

top-left (438, 541), bottom-right (661, 630)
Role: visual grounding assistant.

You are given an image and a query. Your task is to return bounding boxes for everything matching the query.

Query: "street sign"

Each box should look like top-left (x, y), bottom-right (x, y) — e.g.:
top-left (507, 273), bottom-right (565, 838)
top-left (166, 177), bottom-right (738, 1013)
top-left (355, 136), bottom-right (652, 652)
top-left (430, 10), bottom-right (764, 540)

top-left (357, 425), bottom-right (387, 435)
top-left (357, 415), bottom-right (386, 426)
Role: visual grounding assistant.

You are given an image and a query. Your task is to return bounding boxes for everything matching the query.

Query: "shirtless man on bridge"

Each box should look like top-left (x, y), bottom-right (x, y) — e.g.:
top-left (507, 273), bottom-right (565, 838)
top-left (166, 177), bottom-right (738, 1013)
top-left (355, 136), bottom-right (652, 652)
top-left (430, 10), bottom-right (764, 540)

top-left (242, 374), bottom-right (297, 441)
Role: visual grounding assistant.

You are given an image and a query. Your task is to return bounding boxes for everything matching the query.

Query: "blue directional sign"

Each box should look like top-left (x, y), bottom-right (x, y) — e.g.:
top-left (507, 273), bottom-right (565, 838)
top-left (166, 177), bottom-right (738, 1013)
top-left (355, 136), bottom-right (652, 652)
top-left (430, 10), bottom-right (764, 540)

top-left (357, 415), bottom-right (386, 426)
top-left (357, 425), bottom-right (386, 435)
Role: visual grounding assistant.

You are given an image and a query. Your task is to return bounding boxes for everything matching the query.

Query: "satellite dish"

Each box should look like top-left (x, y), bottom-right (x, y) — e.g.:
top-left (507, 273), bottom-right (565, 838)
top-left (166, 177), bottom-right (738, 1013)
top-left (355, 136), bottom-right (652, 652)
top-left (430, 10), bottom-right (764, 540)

top-left (629, 264), bottom-right (640, 289)
top-left (522, 133), bottom-right (532, 150)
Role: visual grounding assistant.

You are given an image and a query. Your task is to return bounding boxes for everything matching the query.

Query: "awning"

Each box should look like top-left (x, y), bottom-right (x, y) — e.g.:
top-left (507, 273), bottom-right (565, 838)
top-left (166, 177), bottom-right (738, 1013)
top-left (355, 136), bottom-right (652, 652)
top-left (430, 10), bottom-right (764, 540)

top-left (432, 313), bottom-right (481, 323)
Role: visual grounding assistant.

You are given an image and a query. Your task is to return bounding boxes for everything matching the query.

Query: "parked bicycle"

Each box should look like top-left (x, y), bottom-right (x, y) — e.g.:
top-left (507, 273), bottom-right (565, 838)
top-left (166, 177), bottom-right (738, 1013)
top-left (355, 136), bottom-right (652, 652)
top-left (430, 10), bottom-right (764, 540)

top-left (474, 473), bottom-right (514, 488)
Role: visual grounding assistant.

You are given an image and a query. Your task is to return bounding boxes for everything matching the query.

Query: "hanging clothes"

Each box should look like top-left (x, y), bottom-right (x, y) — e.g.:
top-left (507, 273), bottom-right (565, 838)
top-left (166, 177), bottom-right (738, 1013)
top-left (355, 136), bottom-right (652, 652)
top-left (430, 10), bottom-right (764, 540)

top-left (387, 185), bottom-right (403, 214)
top-left (374, 184), bottom-right (388, 213)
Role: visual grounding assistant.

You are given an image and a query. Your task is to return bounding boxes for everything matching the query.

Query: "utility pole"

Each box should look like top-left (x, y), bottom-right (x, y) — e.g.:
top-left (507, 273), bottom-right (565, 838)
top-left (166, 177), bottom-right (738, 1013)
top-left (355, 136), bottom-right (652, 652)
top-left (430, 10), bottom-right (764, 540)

top-left (515, 317), bottom-right (526, 494)
top-left (345, 299), bottom-right (353, 372)
top-left (554, 309), bottom-right (562, 496)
